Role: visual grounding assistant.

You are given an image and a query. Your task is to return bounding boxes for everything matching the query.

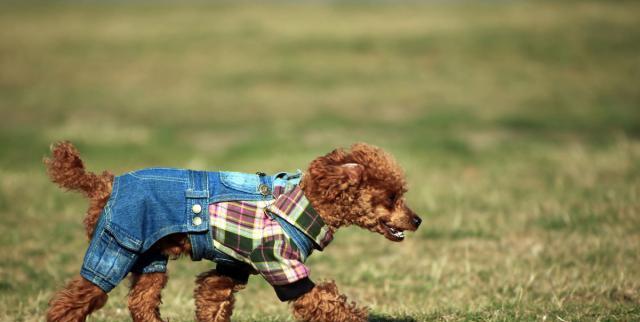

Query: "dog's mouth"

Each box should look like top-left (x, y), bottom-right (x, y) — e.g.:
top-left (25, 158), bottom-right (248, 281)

top-left (381, 221), bottom-right (405, 241)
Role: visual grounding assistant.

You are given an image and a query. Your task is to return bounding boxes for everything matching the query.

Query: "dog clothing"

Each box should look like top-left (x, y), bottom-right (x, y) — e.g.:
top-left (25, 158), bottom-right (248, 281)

top-left (208, 183), bottom-right (333, 300)
top-left (80, 168), bottom-right (332, 301)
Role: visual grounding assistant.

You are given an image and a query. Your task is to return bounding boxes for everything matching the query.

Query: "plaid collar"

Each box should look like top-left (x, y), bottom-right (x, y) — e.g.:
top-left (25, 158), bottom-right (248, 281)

top-left (268, 184), bottom-right (333, 250)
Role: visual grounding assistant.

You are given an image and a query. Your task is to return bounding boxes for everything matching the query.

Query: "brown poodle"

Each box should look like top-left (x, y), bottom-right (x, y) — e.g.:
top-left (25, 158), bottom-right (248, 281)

top-left (44, 141), bottom-right (421, 322)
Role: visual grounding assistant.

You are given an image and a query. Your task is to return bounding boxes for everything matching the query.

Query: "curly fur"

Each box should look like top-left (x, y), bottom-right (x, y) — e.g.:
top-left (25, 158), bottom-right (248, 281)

top-left (43, 141), bottom-right (113, 239)
top-left (291, 281), bottom-right (368, 322)
top-left (155, 233), bottom-right (193, 259)
top-left (46, 275), bottom-right (108, 322)
top-left (194, 270), bottom-right (245, 322)
top-left (44, 141), bottom-right (419, 322)
top-left (128, 272), bottom-right (168, 322)
top-left (301, 143), bottom-right (412, 234)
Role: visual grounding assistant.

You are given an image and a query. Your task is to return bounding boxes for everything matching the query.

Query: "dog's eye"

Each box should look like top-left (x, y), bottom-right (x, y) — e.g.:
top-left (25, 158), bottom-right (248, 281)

top-left (388, 193), bottom-right (397, 204)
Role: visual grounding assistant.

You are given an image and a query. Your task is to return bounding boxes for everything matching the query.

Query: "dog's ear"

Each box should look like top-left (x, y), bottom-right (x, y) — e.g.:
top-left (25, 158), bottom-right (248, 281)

top-left (321, 162), bottom-right (364, 199)
top-left (308, 149), bottom-right (366, 200)
top-left (315, 162), bottom-right (363, 191)
top-left (341, 163), bottom-right (364, 186)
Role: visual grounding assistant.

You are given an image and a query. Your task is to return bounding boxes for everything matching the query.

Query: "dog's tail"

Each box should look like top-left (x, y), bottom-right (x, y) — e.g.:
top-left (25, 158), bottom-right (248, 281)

top-left (44, 141), bottom-right (114, 238)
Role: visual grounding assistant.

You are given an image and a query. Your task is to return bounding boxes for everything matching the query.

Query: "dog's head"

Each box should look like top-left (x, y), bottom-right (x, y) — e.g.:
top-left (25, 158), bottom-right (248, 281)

top-left (303, 143), bottom-right (421, 242)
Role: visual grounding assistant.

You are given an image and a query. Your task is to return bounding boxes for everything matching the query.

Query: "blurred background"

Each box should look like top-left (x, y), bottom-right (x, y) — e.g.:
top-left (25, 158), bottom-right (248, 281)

top-left (1, 0), bottom-right (639, 321)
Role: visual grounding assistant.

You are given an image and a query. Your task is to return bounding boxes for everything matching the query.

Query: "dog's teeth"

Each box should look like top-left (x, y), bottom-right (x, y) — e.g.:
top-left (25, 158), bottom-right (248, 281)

top-left (383, 223), bottom-right (405, 239)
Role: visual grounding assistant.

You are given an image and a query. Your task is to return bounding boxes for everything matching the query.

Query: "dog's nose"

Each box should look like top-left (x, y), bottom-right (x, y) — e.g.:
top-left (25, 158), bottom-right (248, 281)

top-left (413, 216), bottom-right (422, 227)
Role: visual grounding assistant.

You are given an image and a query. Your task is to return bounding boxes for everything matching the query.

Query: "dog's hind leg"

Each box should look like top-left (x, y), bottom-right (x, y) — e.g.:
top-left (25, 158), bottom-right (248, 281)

top-left (46, 275), bottom-right (108, 322)
top-left (194, 269), bottom-right (246, 322)
top-left (128, 272), bottom-right (168, 322)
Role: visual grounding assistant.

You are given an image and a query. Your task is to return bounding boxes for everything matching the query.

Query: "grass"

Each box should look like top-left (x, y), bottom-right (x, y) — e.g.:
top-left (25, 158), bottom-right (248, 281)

top-left (1, 0), bottom-right (639, 321)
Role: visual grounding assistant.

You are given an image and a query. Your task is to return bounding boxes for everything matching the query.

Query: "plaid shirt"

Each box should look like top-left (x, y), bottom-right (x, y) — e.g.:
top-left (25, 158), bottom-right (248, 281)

top-left (209, 184), bottom-right (333, 286)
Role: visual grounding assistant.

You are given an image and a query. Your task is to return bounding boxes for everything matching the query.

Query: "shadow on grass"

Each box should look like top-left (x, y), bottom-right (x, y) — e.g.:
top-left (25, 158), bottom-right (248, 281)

top-left (369, 313), bottom-right (417, 322)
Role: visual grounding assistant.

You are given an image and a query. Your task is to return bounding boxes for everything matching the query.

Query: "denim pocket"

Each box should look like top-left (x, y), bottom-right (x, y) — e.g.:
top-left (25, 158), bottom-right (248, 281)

top-left (219, 171), bottom-right (261, 194)
top-left (84, 229), bottom-right (137, 286)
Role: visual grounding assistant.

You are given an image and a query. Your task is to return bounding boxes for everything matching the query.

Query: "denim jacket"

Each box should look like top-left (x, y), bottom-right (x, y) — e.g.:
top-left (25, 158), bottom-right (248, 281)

top-left (81, 167), bottom-right (328, 299)
top-left (104, 168), bottom-right (292, 261)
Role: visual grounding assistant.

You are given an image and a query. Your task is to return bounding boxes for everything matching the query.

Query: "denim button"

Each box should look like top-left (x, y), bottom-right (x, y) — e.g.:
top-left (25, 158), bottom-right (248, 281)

top-left (192, 204), bottom-right (202, 214)
top-left (192, 216), bottom-right (202, 226)
top-left (258, 184), bottom-right (270, 196)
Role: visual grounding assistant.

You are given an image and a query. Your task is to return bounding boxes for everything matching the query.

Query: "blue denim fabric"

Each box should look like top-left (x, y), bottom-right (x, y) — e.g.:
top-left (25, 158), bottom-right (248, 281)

top-left (81, 207), bottom-right (137, 292)
top-left (80, 168), bottom-right (296, 292)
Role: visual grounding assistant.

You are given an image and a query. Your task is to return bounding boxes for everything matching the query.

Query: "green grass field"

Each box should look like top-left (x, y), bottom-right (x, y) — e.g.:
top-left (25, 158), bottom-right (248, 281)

top-left (1, 1), bottom-right (639, 321)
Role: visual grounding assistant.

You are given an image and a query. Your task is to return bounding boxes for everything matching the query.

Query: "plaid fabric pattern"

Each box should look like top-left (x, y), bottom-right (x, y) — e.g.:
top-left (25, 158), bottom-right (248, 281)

top-left (267, 185), bottom-right (334, 249)
top-left (209, 184), bottom-right (333, 286)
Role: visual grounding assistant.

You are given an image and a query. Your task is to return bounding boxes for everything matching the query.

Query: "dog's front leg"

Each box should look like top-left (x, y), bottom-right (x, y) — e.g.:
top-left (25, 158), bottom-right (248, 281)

top-left (194, 269), bottom-right (246, 322)
top-left (290, 281), bottom-right (368, 322)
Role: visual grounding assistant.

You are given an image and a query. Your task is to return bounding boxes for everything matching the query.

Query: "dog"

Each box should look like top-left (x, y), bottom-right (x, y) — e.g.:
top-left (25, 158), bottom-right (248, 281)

top-left (44, 141), bottom-right (421, 322)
